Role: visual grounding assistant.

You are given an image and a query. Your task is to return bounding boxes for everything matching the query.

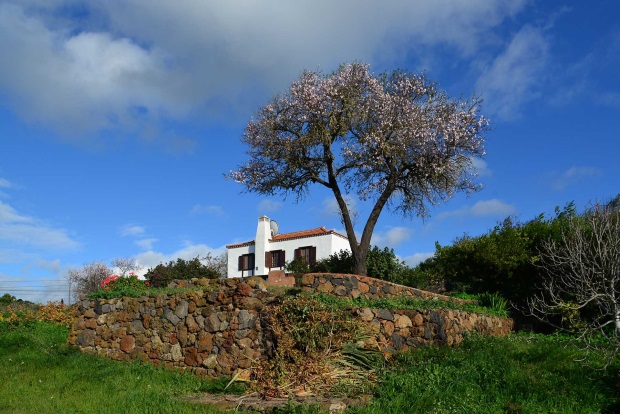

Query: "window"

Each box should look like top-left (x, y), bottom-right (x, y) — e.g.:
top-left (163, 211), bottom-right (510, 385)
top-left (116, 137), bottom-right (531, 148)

top-left (267, 250), bottom-right (285, 269)
top-left (238, 253), bottom-right (255, 273)
top-left (295, 246), bottom-right (316, 266)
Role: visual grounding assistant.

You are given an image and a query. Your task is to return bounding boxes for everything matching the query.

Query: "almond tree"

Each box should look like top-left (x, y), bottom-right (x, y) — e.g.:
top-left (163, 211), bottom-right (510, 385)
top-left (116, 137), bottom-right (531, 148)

top-left (228, 63), bottom-right (489, 276)
top-left (527, 202), bottom-right (620, 361)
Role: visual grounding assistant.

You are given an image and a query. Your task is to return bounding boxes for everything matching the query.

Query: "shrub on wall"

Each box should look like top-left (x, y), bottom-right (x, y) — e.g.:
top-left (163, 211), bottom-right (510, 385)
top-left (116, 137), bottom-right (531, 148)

top-left (145, 255), bottom-right (222, 287)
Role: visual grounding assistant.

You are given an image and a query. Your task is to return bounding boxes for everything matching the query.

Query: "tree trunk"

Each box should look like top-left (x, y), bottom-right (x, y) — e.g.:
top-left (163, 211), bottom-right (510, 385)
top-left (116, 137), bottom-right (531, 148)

top-left (352, 245), bottom-right (368, 276)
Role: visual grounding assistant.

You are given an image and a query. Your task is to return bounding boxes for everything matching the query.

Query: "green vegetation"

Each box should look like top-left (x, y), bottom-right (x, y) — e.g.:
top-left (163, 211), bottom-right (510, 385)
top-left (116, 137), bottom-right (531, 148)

top-left (146, 254), bottom-right (226, 288)
top-left (2, 321), bottom-right (618, 413)
top-left (309, 292), bottom-right (510, 318)
top-left (349, 334), bottom-right (620, 414)
top-left (413, 202), bottom-right (577, 307)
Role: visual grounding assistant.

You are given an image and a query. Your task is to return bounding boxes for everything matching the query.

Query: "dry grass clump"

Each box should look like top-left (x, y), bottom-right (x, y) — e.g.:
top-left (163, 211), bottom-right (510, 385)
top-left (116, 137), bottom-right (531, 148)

top-left (251, 295), bottom-right (384, 398)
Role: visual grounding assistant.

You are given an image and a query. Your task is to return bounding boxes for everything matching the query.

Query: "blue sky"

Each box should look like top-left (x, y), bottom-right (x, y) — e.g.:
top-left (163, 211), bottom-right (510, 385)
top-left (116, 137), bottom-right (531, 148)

top-left (1, 0), bottom-right (618, 303)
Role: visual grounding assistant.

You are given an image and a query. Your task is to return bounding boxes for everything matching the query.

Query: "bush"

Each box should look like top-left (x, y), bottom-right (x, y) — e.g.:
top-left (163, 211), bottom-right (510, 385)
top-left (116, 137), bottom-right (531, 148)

top-left (414, 202), bottom-right (577, 306)
top-left (88, 273), bottom-right (150, 299)
top-left (311, 246), bottom-right (417, 287)
top-left (145, 255), bottom-right (224, 288)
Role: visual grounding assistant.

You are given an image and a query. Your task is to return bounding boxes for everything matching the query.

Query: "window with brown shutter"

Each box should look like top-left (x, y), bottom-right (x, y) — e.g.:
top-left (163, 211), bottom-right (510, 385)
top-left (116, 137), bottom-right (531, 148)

top-left (238, 253), bottom-right (255, 271)
top-left (269, 250), bottom-right (285, 268)
top-left (295, 246), bottom-right (316, 266)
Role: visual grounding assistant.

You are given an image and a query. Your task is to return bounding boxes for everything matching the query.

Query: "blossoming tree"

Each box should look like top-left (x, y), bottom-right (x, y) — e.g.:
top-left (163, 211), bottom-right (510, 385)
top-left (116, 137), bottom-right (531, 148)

top-left (228, 63), bottom-right (490, 276)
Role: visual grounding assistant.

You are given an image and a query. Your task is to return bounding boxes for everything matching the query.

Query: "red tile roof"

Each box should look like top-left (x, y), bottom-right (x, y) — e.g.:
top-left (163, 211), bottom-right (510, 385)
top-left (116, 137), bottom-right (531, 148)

top-left (226, 226), bottom-right (348, 249)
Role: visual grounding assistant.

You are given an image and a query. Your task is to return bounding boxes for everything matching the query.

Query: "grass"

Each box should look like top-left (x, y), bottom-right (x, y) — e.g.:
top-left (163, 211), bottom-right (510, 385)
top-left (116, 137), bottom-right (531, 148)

top-left (349, 334), bottom-right (620, 414)
top-left (309, 292), bottom-right (510, 318)
top-left (2, 321), bottom-right (619, 413)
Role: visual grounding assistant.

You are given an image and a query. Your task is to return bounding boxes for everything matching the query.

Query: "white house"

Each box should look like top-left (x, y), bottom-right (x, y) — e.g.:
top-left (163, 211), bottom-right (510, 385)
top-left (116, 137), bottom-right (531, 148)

top-left (226, 215), bottom-right (351, 278)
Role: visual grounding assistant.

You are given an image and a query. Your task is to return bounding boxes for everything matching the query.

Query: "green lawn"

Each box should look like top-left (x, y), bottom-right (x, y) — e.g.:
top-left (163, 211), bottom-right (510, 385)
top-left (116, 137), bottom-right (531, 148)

top-left (1, 321), bottom-right (618, 413)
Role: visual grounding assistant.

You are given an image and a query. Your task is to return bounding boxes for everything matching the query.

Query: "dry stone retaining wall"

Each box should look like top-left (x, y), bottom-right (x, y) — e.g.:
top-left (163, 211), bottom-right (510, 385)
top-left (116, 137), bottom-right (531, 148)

top-left (299, 273), bottom-right (472, 304)
top-left (67, 278), bottom-right (276, 377)
top-left (68, 275), bottom-right (512, 378)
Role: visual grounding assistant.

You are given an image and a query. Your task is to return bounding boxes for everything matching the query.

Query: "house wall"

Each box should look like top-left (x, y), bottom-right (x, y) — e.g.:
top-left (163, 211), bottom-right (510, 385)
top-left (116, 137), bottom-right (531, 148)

top-left (226, 217), bottom-right (351, 278)
top-left (227, 244), bottom-right (255, 278)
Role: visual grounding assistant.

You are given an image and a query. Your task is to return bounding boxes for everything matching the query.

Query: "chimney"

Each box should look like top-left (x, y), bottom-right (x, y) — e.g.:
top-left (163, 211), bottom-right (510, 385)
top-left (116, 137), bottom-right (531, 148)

top-left (254, 215), bottom-right (270, 275)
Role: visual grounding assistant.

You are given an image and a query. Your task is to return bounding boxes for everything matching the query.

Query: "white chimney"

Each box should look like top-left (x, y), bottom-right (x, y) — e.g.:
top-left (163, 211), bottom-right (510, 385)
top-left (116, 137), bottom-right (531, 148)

top-left (254, 215), bottom-right (271, 275)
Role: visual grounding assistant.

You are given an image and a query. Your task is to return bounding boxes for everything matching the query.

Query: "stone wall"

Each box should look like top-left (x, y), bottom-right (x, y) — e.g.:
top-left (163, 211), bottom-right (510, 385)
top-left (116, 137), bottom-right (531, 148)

top-left (67, 278), bottom-right (276, 377)
top-left (68, 275), bottom-right (511, 378)
top-left (298, 273), bottom-right (472, 304)
top-left (356, 307), bottom-right (513, 352)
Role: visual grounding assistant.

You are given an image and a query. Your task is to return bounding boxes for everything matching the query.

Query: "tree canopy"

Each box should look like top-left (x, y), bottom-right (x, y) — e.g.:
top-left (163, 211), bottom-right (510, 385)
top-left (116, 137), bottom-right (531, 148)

top-left (229, 62), bottom-right (489, 275)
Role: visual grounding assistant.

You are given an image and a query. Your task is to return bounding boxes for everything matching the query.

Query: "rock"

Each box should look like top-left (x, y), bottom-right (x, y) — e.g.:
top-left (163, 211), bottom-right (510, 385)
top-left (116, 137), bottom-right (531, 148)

top-left (175, 300), bottom-right (189, 319)
top-left (184, 348), bottom-right (201, 366)
top-left (120, 335), bottom-right (135, 353)
top-left (374, 308), bottom-right (394, 321)
top-left (358, 307), bottom-right (374, 322)
top-left (130, 319), bottom-right (145, 334)
top-left (395, 315), bottom-right (412, 329)
top-left (413, 313), bottom-right (424, 326)
top-left (203, 354), bottom-right (218, 369)
top-left (186, 315), bottom-right (200, 333)
top-left (245, 276), bottom-right (267, 291)
top-left (197, 332), bottom-right (213, 352)
top-left (301, 273), bottom-right (315, 286)
top-left (235, 282), bottom-right (253, 297)
top-left (334, 285), bottom-right (348, 296)
top-left (170, 344), bottom-right (183, 362)
top-left (238, 297), bottom-right (264, 311)
top-left (237, 310), bottom-right (257, 329)
top-left (77, 329), bottom-right (96, 347)
top-left (205, 313), bottom-right (221, 332)
top-left (164, 308), bottom-right (180, 325)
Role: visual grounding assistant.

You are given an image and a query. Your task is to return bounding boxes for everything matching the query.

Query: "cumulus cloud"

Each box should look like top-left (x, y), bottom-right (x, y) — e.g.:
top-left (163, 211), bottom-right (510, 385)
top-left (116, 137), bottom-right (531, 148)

top-left (0, 200), bottom-right (80, 252)
top-left (476, 25), bottom-right (549, 121)
top-left (0, 0), bottom-right (529, 140)
top-left (119, 224), bottom-right (146, 237)
top-left (135, 238), bottom-right (158, 251)
top-left (191, 204), bottom-right (226, 217)
top-left (403, 252), bottom-right (435, 267)
top-left (0, 178), bottom-right (13, 188)
top-left (438, 199), bottom-right (517, 219)
top-left (551, 166), bottom-right (602, 190)
top-left (371, 227), bottom-right (414, 248)
top-left (257, 199), bottom-right (282, 214)
top-left (471, 158), bottom-right (492, 177)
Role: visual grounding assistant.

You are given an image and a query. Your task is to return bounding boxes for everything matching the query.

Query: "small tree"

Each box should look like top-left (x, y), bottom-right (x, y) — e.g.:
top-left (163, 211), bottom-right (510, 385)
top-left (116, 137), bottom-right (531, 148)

top-left (111, 257), bottom-right (141, 277)
top-left (527, 202), bottom-right (620, 361)
top-left (68, 260), bottom-right (112, 300)
top-left (228, 62), bottom-right (489, 276)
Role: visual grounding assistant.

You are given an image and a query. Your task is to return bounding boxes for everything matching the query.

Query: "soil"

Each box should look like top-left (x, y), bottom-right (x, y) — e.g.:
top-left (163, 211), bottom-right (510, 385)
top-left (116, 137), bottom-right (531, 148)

top-left (180, 392), bottom-right (372, 413)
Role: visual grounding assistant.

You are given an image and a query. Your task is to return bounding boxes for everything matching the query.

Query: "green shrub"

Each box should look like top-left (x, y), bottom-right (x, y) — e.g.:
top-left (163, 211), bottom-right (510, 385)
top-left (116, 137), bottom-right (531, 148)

top-left (145, 255), bottom-right (223, 288)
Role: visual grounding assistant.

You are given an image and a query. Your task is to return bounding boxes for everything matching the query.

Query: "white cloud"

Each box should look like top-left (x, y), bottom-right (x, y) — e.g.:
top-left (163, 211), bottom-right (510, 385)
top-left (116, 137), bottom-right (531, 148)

top-left (0, 178), bottom-right (13, 188)
top-left (552, 166), bottom-right (602, 191)
top-left (438, 199), bottom-right (517, 219)
top-left (191, 204), bottom-right (226, 217)
top-left (120, 224), bottom-right (146, 237)
top-left (135, 238), bottom-right (158, 250)
top-left (0, 200), bottom-right (80, 251)
top-left (476, 25), bottom-right (549, 121)
top-left (257, 199), bottom-right (282, 214)
top-left (0, 1), bottom-right (529, 139)
top-left (471, 158), bottom-right (492, 177)
top-left (403, 252), bottom-right (435, 267)
top-left (371, 227), bottom-right (413, 248)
